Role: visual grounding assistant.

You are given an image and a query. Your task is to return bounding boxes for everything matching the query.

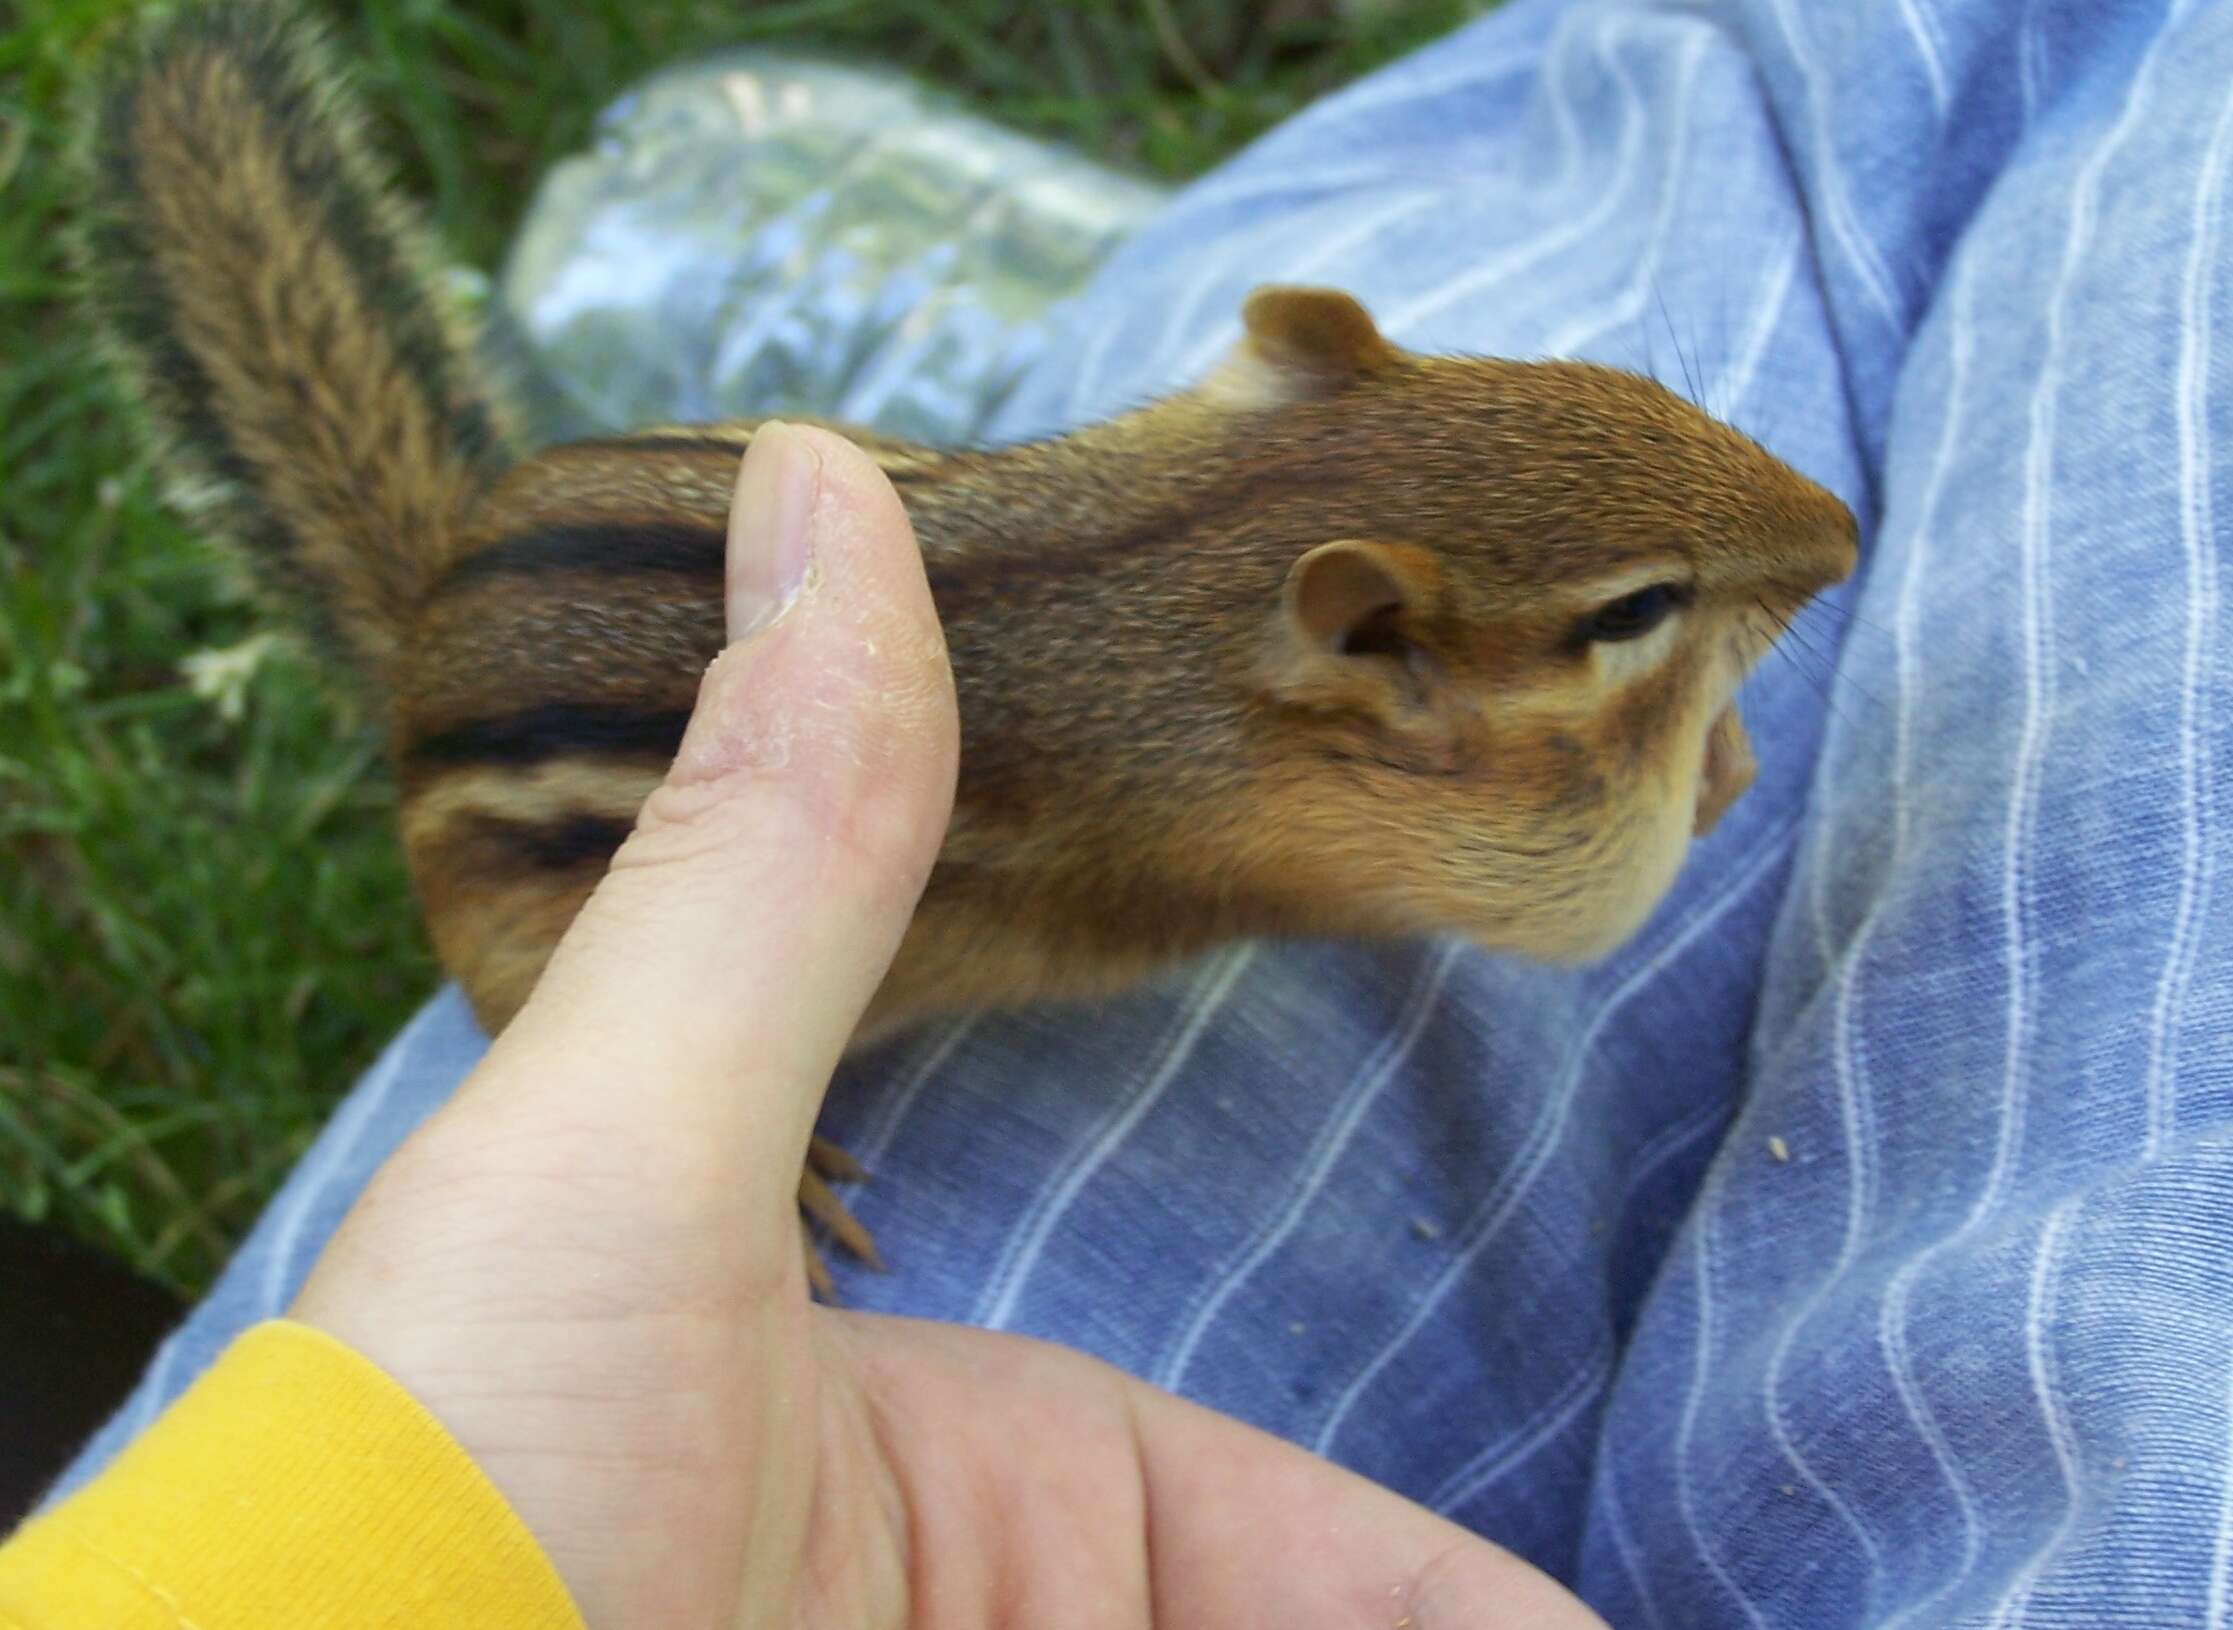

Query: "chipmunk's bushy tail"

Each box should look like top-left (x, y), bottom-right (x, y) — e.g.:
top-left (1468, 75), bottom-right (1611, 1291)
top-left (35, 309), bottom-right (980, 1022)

top-left (80, 0), bottom-right (515, 690)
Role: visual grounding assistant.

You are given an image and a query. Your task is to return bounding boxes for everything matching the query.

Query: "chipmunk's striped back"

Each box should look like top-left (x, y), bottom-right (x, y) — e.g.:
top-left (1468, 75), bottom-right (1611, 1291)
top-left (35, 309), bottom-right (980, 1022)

top-left (80, 0), bottom-right (514, 692)
top-left (380, 420), bottom-right (967, 1026)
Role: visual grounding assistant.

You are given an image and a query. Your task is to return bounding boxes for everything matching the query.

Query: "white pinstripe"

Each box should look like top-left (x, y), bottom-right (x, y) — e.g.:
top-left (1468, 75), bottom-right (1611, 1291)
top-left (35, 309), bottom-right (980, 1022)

top-left (1538, 10), bottom-right (1588, 190)
top-left (1622, 1093), bottom-right (1735, 1207)
top-left (1877, 1264), bottom-right (1979, 1630)
top-left (851, 1015), bottom-right (978, 1173)
top-left (2184, 76), bottom-right (2233, 1630)
top-left (1431, 1342), bottom-right (1614, 1514)
top-left (1170, 159), bottom-right (1444, 217)
top-left (1988, 1199), bottom-right (2085, 1628)
top-left (1435, 1085), bottom-right (1731, 1514)
top-left (1869, 159), bottom-right (2001, 1630)
top-left (1381, 16), bottom-right (1648, 340)
top-left (1161, 189), bottom-right (1448, 391)
top-left (1714, 230), bottom-right (1803, 417)
top-left (1880, 239), bottom-right (1974, 858)
top-left (802, 1017), bottom-right (978, 1264)
top-left (1762, 0), bottom-right (1904, 330)
top-left (1540, 33), bottom-right (1707, 362)
top-left (2210, 1330), bottom-right (2233, 1629)
top-left (1699, 691), bottom-right (1875, 1628)
top-left (1303, 43), bottom-right (1539, 131)
top-left (1879, 18), bottom-right (2189, 1620)
top-left (1762, 944), bottom-right (1886, 1590)
top-left (1895, 0), bottom-right (1953, 121)
top-left (1599, 1447), bottom-right (1673, 1630)
top-left (1145, 44), bottom-right (1544, 245)
top-left (2206, 1223), bottom-right (2233, 1616)
top-left (2142, 75), bottom-right (2233, 1159)
top-left (2019, 0), bottom-right (2047, 127)
top-left (1308, 823), bottom-right (1801, 1458)
top-left (1577, 1097), bottom-right (1755, 1617)
top-left (1151, 940), bottom-right (1462, 1393)
top-left (1161, 16), bottom-right (1592, 387)
top-left (1674, 1168), bottom-right (1771, 1629)
top-left (972, 947), bottom-right (1253, 1330)
top-left (1999, 0), bottom-right (2176, 1269)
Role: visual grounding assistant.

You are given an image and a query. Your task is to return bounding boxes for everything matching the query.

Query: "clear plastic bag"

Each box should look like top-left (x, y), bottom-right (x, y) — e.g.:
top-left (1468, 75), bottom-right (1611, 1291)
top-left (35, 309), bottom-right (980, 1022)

top-left (489, 53), bottom-right (1170, 448)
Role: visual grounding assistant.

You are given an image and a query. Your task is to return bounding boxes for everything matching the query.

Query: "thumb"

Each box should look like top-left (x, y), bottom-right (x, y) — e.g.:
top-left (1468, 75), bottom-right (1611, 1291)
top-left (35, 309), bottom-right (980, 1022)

top-left (479, 421), bottom-right (957, 1213)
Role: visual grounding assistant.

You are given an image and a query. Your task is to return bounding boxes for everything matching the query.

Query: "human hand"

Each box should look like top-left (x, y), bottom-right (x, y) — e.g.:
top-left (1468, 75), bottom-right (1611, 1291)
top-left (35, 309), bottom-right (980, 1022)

top-left (291, 423), bottom-right (1606, 1630)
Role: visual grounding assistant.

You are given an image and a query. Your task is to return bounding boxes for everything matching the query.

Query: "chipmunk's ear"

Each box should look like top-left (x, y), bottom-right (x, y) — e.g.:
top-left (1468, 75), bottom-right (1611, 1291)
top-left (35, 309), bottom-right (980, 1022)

top-left (1200, 287), bottom-right (1398, 412)
top-left (1264, 540), bottom-right (1466, 770)
top-left (1286, 539), bottom-right (1418, 653)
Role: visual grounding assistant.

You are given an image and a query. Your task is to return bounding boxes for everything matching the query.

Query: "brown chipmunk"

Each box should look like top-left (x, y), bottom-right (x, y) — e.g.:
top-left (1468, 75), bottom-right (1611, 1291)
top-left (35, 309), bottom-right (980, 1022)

top-left (82, 0), bottom-right (1857, 1289)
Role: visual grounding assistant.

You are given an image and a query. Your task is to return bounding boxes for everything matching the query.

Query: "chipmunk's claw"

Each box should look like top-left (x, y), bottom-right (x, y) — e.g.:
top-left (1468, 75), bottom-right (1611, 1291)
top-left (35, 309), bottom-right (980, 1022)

top-left (808, 1134), bottom-right (867, 1184)
top-left (803, 1235), bottom-right (836, 1301)
top-left (798, 1135), bottom-right (882, 1302)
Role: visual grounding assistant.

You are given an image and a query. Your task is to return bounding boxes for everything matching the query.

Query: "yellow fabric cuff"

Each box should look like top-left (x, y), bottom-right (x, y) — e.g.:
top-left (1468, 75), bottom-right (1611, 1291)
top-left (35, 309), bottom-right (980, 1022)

top-left (0, 1319), bottom-right (584, 1630)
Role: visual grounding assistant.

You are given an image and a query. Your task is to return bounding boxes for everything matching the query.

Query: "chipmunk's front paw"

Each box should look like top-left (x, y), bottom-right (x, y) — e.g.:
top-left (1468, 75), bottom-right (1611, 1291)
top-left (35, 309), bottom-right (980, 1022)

top-left (798, 1134), bottom-right (882, 1301)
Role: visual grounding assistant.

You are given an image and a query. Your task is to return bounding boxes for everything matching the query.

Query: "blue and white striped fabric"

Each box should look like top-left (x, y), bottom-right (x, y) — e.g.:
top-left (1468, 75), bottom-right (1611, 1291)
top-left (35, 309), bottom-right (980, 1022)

top-left (51, 1), bottom-right (2233, 1623)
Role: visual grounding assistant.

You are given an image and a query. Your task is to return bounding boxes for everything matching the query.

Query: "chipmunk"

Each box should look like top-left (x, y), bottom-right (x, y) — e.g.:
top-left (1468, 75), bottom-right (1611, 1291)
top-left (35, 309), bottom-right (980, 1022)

top-left (82, 0), bottom-right (1857, 1292)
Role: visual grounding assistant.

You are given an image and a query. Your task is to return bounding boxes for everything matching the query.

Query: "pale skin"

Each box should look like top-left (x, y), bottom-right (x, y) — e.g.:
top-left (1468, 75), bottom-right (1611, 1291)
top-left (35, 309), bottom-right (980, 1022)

top-left (292, 423), bottom-right (1609, 1630)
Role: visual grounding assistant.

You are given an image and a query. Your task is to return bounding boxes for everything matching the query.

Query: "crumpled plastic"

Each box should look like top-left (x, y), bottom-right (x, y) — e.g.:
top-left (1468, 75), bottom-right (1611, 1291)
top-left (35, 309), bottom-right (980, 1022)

top-left (489, 52), bottom-right (1170, 449)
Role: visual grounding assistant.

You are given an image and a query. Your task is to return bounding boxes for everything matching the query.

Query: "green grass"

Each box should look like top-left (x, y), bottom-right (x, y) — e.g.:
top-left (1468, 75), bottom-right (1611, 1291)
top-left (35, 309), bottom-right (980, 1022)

top-left (0, 0), bottom-right (1491, 1297)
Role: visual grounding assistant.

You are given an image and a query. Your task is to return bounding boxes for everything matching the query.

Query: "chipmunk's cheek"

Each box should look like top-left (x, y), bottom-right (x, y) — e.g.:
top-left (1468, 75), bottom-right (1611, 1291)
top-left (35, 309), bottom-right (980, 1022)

top-left (1553, 719), bottom-right (1715, 961)
top-left (1580, 821), bottom-right (1692, 959)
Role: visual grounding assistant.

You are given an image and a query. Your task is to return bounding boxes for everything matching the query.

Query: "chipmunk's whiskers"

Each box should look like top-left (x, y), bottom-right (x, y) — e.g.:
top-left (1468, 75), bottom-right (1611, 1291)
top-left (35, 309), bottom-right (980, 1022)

top-left (1754, 595), bottom-right (1872, 733)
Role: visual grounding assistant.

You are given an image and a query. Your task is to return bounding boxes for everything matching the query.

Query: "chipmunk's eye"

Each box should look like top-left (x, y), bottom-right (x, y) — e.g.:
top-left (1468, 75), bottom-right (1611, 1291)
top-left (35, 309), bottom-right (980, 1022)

top-left (1580, 583), bottom-right (1688, 644)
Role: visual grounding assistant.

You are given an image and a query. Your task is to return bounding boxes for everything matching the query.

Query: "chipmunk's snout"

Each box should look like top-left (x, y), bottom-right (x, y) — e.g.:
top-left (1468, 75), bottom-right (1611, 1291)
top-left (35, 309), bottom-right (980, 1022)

top-left (1745, 489), bottom-right (1857, 620)
top-left (1806, 494), bottom-right (1861, 592)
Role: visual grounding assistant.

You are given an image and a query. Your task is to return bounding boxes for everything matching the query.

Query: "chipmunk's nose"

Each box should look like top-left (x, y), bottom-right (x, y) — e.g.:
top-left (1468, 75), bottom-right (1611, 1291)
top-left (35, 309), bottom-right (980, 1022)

top-left (1786, 488), bottom-right (1860, 595)
top-left (1817, 495), bottom-right (1860, 588)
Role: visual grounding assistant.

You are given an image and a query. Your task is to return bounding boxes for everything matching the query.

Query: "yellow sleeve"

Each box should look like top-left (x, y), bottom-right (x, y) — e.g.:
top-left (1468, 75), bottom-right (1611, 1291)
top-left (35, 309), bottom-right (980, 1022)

top-left (0, 1320), bottom-right (585, 1630)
